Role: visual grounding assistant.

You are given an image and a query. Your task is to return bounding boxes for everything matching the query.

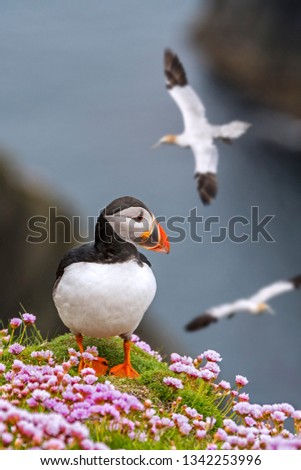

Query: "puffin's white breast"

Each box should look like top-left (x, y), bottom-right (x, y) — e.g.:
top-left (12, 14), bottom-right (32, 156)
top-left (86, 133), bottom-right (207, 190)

top-left (53, 260), bottom-right (157, 339)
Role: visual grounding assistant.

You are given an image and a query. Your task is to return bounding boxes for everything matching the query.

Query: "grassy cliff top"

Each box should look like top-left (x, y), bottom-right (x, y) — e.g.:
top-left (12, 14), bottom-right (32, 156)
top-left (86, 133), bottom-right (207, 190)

top-left (0, 317), bottom-right (300, 450)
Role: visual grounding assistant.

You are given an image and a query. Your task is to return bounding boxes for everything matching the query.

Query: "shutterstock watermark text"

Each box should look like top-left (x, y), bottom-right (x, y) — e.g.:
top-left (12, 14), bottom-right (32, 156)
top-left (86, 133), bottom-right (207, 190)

top-left (26, 206), bottom-right (275, 244)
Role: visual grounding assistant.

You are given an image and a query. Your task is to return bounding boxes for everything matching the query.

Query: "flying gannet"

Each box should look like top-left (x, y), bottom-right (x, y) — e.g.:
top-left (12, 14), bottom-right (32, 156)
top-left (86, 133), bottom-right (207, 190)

top-left (154, 49), bottom-right (251, 204)
top-left (185, 275), bottom-right (301, 331)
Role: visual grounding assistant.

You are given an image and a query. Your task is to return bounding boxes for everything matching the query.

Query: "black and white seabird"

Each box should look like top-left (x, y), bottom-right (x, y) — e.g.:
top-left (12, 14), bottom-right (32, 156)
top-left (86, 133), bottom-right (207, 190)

top-left (52, 196), bottom-right (170, 378)
top-left (153, 49), bottom-right (251, 205)
top-left (185, 275), bottom-right (301, 331)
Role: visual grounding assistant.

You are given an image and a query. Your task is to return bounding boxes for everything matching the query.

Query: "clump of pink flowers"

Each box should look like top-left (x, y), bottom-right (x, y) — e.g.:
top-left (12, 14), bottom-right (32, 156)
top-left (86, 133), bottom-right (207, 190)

top-left (0, 315), bottom-right (300, 450)
top-left (0, 398), bottom-right (107, 450)
top-left (131, 334), bottom-right (162, 361)
top-left (163, 350), bottom-right (301, 449)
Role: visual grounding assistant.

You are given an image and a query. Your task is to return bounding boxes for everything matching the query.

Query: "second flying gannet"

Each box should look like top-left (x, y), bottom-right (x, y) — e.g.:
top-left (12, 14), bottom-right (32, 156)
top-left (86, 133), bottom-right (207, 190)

top-left (154, 49), bottom-right (251, 205)
top-left (185, 275), bottom-right (301, 331)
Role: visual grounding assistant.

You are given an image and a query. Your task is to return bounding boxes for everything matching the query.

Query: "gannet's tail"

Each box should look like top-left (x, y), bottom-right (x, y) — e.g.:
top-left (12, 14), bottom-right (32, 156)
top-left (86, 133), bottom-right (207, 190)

top-left (211, 121), bottom-right (251, 142)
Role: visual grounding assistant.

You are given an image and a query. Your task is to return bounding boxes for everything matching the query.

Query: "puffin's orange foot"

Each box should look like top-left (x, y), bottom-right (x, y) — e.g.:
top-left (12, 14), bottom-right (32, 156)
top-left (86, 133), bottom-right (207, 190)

top-left (91, 357), bottom-right (109, 376)
top-left (78, 357), bottom-right (108, 376)
top-left (109, 363), bottom-right (139, 378)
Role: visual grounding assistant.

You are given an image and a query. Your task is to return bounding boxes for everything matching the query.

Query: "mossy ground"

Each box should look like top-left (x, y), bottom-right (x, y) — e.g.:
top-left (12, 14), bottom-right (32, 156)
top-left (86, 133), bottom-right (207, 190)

top-left (0, 333), bottom-right (223, 449)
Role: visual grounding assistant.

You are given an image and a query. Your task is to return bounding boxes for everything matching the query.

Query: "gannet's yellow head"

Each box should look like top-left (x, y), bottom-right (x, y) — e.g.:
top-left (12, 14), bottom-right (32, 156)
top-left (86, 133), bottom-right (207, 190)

top-left (152, 134), bottom-right (177, 148)
top-left (256, 303), bottom-right (274, 314)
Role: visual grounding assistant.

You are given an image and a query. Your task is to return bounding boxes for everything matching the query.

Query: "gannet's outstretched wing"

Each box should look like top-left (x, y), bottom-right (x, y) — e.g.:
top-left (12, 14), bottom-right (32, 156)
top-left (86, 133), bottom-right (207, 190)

top-left (185, 299), bottom-right (251, 331)
top-left (251, 276), bottom-right (301, 304)
top-left (211, 121), bottom-right (251, 142)
top-left (164, 49), bottom-right (207, 132)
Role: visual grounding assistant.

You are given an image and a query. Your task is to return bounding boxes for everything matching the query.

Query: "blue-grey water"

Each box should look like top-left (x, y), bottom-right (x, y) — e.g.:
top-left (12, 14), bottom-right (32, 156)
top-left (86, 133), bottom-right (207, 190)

top-left (1, 1), bottom-right (301, 410)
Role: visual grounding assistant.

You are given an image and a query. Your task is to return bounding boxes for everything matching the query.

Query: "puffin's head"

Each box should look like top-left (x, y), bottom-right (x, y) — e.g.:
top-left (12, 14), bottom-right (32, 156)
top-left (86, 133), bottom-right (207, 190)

top-left (101, 196), bottom-right (170, 254)
top-left (152, 134), bottom-right (177, 148)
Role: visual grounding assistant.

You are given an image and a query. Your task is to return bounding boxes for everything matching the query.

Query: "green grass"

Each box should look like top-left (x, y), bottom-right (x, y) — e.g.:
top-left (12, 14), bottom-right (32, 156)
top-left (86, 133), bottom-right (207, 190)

top-left (49, 334), bottom-right (223, 449)
top-left (47, 334), bottom-right (221, 418)
top-left (0, 332), bottom-right (224, 449)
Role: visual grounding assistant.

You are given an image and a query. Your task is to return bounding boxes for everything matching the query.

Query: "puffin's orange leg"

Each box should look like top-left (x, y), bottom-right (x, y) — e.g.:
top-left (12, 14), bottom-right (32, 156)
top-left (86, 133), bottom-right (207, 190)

top-left (109, 340), bottom-right (139, 378)
top-left (75, 333), bottom-right (108, 376)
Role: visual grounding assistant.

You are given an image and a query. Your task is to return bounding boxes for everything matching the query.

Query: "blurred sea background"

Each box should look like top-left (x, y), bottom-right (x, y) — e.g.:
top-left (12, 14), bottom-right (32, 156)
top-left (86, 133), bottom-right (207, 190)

top-left (0, 0), bottom-right (301, 409)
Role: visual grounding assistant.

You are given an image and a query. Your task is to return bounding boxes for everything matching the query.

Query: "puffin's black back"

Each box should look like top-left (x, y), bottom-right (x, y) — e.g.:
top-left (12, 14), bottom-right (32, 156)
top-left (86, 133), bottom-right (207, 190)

top-left (54, 201), bottom-right (152, 285)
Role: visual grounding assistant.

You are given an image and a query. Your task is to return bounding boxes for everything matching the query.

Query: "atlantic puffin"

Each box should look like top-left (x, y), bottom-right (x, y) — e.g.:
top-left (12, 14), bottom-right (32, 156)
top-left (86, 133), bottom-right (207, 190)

top-left (153, 49), bottom-right (250, 205)
top-left (52, 196), bottom-right (169, 378)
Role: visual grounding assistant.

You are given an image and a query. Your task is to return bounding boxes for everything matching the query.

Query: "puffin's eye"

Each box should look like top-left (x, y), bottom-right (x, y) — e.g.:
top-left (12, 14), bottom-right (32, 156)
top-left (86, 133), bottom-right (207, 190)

top-left (133, 214), bottom-right (144, 222)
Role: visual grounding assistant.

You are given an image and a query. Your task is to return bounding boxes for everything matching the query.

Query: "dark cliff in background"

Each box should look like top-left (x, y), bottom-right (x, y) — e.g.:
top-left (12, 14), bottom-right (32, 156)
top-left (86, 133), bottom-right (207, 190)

top-left (193, 0), bottom-right (301, 118)
top-left (0, 153), bottom-right (73, 337)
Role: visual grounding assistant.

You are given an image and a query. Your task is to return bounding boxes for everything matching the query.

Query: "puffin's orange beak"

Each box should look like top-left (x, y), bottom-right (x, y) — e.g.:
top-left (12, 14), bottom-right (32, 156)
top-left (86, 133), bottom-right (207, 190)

top-left (139, 220), bottom-right (170, 254)
top-left (152, 222), bottom-right (170, 254)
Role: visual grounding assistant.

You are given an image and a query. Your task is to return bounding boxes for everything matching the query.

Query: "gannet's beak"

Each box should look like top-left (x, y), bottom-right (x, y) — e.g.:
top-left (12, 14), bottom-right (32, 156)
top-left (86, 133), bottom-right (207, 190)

top-left (137, 217), bottom-right (170, 254)
top-left (265, 305), bottom-right (275, 315)
top-left (151, 140), bottom-right (162, 149)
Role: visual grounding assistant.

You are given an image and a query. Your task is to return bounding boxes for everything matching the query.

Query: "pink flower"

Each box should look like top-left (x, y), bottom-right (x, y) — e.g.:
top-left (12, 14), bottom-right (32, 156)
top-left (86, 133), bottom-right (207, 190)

top-left (233, 402), bottom-right (251, 416)
top-left (235, 375), bottom-right (249, 387)
top-left (184, 407), bottom-right (199, 419)
top-left (80, 367), bottom-right (96, 376)
top-left (214, 428), bottom-right (228, 442)
top-left (22, 313), bottom-right (36, 325)
top-left (0, 363), bottom-right (6, 374)
top-left (2, 432), bottom-right (13, 445)
top-left (219, 380), bottom-right (231, 391)
top-left (179, 422), bottom-right (192, 435)
top-left (8, 343), bottom-right (25, 355)
top-left (279, 403), bottom-right (294, 416)
top-left (9, 318), bottom-right (22, 329)
top-left (199, 369), bottom-right (215, 381)
top-left (170, 353), bottom-right (193, 365)
top-left (43, 438), bottom-right (65, 450)
top-left (163, 376), bottom-right (184, 389)
top-left (203, 350), bottom-right (222, 362)
top-left (83, 374), bottom-right (98, 385)
top-left (131, 335), bottom-right (162, 361)
top-left (169, 362), bottom-right (201, 378)
top-left (238, 392), bottom-right (249, 402)
top-left (203, 361), bottom-right (221, 376)
top-left (32, 390), bottom-right (50, 402)
top-left (81, 352), bottom-right (95, 361)
top-left (250, 405), bottom-right (263, 420)
top-left (245, 416), bottom-right (256, 427)
top-left (292, 410), bottom-right (301, 421)
top-left (12, 359), bottom-right (24, 371)
top-left (271, 411), bottom-right (286, 423)
top-left (196, 429), bottom-right (206, 439)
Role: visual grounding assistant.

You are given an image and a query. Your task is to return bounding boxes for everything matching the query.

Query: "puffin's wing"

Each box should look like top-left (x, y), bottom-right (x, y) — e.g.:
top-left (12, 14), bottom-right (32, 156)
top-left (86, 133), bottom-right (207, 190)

top-left (192, 141), bottom-right (218, 205)
top-left (139, 252), bottom-right (152, 267)
top-left (164, 49), bottom-right (207, 132)
top-left (185, 300), bottom-right (244, 331)
top-left (211, 121), bottom-right (251, 141)
top-left (250, 276), bottom-right (301, 304)
top-left (52, 243), bottom-right (96, 292)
